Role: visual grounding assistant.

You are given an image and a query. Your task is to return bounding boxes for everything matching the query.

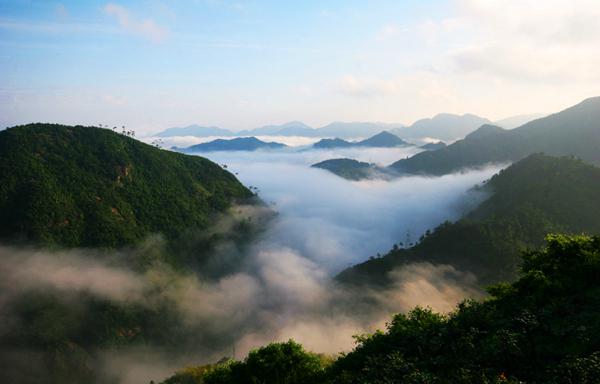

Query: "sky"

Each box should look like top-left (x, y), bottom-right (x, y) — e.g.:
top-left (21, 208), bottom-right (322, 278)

top-left (1, 0), bottom-right (600, 135)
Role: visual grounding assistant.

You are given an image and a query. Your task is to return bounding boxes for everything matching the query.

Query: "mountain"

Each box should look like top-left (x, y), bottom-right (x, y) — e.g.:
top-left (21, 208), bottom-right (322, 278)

top-left (153, 122), bottom-right (405, 139)
top-left (313, 138), bottom-right (354, 149)
top-left (390, 97), bottom-right (600, 176)
top-left (0, 123), bottom-right (252, 248)
top-left (155, 124), bottom-right (234, 137)
top-left (328, 234), bottom-right (600, 383)
top-left (419, 141), bottom-right (446, 150)
top-left (338, 154), bottom-right (600, 286)
top-left (355, 131), bottom-right (411, 147)
top-left (494, 113), bottom-right (546, 129)
top-left (317, 122), bottom-right (404, 139)
top-left (392, 113), bottom-right (490, 141)
top-left (238, 121), bottom-right (315, 136)
top-left (182, 137), bottom-right (287, 152)
top-left (161, 234), bottom-right (600, 384)
top-left (311, 158), bottom-right (386, 180)
top-left (313, 131), bottom-right (411, 149)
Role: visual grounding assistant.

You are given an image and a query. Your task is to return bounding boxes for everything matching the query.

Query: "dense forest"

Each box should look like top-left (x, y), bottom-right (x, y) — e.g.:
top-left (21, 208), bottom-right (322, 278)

top-left (159, 234), bottom-right (600, 383)
top-left (311, 158), bottom-right (387, 180)
top-left (2, 124), bottom-right (599, 384)
top-left (0, 124), bottom-right (267, 384)
top-left (338, 154), bottom-right (600, 286)
top-left (0, 124), bottom-right (253, 248)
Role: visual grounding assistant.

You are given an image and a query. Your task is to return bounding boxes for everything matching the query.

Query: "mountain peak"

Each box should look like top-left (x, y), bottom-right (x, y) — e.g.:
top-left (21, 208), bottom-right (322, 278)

top-left (465, 124), bottom-right (506, 139)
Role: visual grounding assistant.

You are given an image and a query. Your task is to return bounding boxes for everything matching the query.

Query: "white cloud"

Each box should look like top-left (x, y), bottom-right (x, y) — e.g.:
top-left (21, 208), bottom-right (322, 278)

top-left (452, 0), bottom-right (600, 82)
top-left (375, 24), bottom-right (402, 41)
top-left (104, 3), bottom-right (168, 43)
top-left (335, 74), bottom-right (402, 98)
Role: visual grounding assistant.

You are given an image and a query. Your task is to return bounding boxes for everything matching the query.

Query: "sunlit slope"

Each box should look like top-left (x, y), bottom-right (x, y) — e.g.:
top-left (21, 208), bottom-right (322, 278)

top-left (0, 123), bottom-right (253, 247)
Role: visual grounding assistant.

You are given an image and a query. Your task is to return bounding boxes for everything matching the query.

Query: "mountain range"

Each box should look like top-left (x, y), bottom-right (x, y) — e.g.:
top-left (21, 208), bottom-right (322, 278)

top-left (314, 97), bottom-right (600, 180)
top-left (154, 112), bottom-right (548, 143)
top-left (391, 113), bottom-right (491, 141)
top-left (155, 121), bottom-right (405, 140)
top-left (390, 97), bottom-right (600, 176)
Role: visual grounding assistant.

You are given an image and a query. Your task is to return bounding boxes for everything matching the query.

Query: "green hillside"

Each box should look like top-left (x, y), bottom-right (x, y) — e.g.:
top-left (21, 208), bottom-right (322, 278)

top-left (338, 154), bottom-right (600, 286)
top-left (390, 97), bottom-right (600, 175)
top-left (160, 234), bottom-right (600, 384)
top-left (311, 158), bottom-right (387, 180)
top-left (0, 123), bottom-right (253, 248)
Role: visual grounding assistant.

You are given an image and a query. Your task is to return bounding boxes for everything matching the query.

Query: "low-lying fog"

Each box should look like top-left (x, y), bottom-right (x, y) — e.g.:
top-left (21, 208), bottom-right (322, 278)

top-left (2, 139), bottom-right (508, 384)
top-left (196, 145), bottom-right (501, 272)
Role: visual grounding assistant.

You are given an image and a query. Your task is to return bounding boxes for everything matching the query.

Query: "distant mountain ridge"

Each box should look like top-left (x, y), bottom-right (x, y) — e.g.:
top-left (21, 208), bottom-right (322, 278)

top-left (181, 137), bottom-right (287, 152)
top-left (389, 97), bottom-right (600, 176)
top-left (392, 113), bottom-right (490, 141)
top-left (156, 125), bottom-right (234, 137)
top-left (155, 112), bottom-right (547, 142)
top-left (313, 131), bottom-right (411, 149)
top-left (493, 113), bottom-right (546, 129)
top-left (155, 121), bottom-right (405, 139)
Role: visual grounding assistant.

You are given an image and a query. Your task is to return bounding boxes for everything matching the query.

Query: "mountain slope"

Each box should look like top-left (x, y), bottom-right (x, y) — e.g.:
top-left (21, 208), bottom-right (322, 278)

top-left (355, 131), bottom-right (411, 147)
top-left (0, 124), bottom-right (253, 247)
top-left (312, 158), bottom-right (386, 180)
top-left (160, 234), bottom-right (600, 384)
top-left (317, 122), bottom-right (404, 139)
top-left (313, 131), bottom-right (410, 149)
top-left (338, 154), bottom-right (600, 286)
top-left (392, 113), bottom-right (490, 141)
top-left (313, 138), bottom-right (354, 149)
top-left (494, 113), bottom-right (546, 129)
top-left (419, 141), bottom-right (447, 150)
top-left (183, 137), bottom-right (287, 152)
top-left (390, 97), bottom-right (600, 175)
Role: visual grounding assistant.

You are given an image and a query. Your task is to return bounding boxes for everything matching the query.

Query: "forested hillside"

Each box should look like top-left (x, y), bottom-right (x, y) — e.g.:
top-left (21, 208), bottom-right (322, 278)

top-left (339, 154), bottom-right (600, 285)
top-left (160, 234), bottom-right (600, 384)
top-left (0, 123), bottom-right (253, 248)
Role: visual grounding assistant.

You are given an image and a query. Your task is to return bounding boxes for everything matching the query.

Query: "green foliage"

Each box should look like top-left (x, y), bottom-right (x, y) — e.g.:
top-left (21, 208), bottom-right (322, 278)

top-left (0, 123), bottom-right (253, 248)
top-left (338, 154), bottom-right (600, 285)
top-left (312, 158), bottom-right (388, 180)
top-left (159, 235), bottom-right (600, 384)
top-left (161, 340), bottom-right (330, 384)
top-left (328, 234), bottom-right (600, 383)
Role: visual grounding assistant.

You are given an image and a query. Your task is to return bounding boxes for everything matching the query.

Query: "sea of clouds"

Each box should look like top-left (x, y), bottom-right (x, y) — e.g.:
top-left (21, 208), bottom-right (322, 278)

top-left (0, 140), bottom-right (508, 383)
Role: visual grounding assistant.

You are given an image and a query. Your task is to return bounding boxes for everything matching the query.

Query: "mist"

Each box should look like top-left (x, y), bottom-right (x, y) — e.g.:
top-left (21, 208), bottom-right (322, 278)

top-left (0, 143), bottom-right (507, 384)
top-left (194, 146), bottom-right (503, 271)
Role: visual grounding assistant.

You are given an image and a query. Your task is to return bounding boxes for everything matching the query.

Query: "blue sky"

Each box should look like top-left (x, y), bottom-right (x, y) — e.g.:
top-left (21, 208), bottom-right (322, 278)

top-left (1, 0), bottom-right (600, 134)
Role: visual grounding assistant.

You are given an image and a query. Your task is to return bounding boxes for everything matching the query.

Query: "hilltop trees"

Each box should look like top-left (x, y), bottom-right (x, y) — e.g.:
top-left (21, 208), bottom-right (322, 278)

top-left (161, 234), bottom-right (600, 384)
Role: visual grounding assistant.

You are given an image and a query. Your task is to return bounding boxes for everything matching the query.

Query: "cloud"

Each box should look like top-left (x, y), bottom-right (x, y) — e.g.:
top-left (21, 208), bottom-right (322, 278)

top-left (375, 24), bottom-right (402, 41)
top-left (104, 3), bottom-right (168, 43)
top-left (451, 0), bottom-right (600, 83)
top-left (335, 75), bottom-right (402, 98)
top-left (194, 146), bottom-right (502, 271)
top-left (0, 145), bottom-right (507, 383)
